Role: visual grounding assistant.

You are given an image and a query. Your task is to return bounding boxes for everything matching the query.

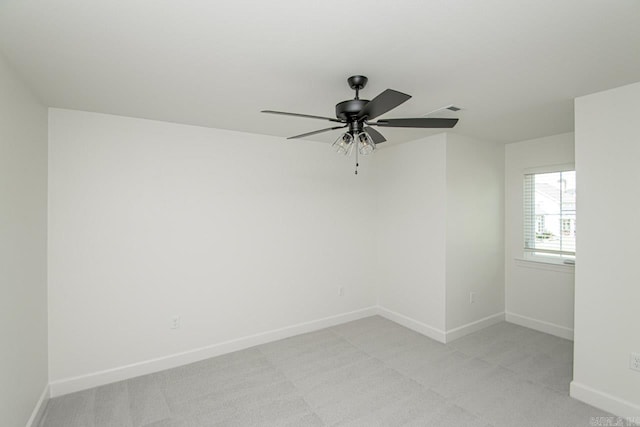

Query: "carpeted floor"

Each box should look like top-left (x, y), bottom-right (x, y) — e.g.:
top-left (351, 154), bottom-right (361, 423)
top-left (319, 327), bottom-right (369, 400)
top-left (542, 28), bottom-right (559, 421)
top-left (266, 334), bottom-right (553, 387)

top-left (40, 316), bottom-right (612, 426)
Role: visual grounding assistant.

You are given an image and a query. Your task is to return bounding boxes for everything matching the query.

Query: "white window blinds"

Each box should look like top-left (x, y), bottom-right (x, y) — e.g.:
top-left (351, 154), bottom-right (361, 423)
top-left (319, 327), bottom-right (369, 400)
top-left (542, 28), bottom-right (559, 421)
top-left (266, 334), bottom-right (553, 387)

top-left (523, 170), bottom-right (576, 258)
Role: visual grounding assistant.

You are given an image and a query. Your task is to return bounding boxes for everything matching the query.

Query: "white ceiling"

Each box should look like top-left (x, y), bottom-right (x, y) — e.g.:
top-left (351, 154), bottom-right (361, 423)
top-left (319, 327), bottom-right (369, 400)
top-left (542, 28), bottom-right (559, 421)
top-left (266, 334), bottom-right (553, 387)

top-left (1, 0), bottom-right (639, 144)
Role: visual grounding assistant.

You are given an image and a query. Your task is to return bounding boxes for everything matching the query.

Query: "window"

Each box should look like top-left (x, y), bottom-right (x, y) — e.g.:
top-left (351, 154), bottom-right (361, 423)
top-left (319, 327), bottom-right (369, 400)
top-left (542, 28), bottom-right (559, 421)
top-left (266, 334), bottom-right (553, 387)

top-left (524, 169), bottom-right (576, 261)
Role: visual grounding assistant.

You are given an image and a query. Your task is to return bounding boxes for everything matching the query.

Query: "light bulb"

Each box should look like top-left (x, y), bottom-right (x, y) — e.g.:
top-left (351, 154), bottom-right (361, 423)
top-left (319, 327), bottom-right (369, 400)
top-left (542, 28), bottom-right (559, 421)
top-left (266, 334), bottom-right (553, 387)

top-left (357, 132), bottom-right (375, 155)
top-left (331, 132), bottom-right (353, 156)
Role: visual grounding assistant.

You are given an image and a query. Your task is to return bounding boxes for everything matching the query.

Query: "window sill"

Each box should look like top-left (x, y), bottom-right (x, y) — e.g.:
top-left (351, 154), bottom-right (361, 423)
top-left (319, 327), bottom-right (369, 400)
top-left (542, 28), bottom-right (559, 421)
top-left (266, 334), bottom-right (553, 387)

top-left (514, 257), bottom-right (575, 274)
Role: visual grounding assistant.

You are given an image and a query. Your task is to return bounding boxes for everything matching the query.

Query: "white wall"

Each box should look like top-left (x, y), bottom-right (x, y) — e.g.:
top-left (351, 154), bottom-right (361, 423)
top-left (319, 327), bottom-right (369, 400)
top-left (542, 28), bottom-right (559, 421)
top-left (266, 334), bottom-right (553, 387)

top-left (375, 133), bottom-right (505, 341)
top-left (572, 82), bottom-right (640, 417)
top-left (504, 133), bottom-right (575, 339)
top-left (445, 134), bottom-right (504, 332)
top-left (48, 109), bottom-right (378, 388)
top-left (0, 55), bottom-right (48, 426)
top-left (48, 111), bottom-right (507, 392)
top-left (375, 135), bottom-right (448, 335)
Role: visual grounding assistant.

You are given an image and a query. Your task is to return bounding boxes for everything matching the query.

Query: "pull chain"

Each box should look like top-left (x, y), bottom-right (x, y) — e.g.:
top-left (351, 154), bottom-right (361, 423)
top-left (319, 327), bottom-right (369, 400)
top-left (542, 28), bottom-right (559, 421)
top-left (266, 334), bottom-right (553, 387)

top-left (355, 144), bottom-right (359, 175)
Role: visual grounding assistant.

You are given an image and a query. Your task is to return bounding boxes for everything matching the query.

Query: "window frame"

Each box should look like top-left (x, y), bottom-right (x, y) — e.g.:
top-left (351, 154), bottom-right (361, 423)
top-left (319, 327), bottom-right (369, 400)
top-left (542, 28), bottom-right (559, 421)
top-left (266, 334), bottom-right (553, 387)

top-left (521, 163), bottom-right (576, 266)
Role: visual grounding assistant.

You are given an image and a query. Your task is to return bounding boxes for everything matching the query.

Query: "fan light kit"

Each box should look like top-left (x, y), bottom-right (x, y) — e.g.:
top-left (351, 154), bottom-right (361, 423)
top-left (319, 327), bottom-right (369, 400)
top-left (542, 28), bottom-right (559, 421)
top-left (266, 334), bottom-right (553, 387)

top-left (262, 75), bottom-right (459, 174)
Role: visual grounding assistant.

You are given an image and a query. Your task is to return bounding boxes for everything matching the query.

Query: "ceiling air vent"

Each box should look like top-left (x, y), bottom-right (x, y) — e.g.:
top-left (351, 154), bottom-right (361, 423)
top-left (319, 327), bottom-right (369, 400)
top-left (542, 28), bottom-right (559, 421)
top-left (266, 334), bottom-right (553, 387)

top-left (423, 105), bottom-right (463, 117)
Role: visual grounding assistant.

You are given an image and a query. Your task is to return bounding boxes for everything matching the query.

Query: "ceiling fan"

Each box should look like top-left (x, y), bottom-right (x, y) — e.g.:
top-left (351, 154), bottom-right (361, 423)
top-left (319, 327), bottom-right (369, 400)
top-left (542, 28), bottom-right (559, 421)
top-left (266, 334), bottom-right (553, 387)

top-left (262, 75), bottom-right (459, 156)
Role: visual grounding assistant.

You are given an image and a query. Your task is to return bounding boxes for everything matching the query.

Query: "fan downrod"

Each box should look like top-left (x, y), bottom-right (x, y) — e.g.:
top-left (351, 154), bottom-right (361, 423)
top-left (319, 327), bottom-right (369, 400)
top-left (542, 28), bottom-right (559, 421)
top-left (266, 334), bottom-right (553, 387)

top-left (336, 76), bottom-right (370, 120)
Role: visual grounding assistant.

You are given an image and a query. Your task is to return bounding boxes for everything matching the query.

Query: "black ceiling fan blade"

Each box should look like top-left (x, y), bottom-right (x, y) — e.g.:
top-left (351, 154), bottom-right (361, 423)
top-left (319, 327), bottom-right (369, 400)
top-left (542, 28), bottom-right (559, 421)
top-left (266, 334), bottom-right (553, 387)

top-left (375, 118), bottom-right (459, 128)
top-left (262, 110), bottom-right (343, 123)
top-left (356, 89), bottom-right (412, 121)
top-left (287, 125), bottom-right (347, 140)
top-left (364, 126), bottom-right (386, 144)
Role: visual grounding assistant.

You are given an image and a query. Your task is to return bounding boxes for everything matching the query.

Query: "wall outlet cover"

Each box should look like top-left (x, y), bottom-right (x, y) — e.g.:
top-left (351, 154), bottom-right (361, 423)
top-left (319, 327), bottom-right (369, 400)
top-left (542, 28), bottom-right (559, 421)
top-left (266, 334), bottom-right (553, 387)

top-left (171, 315), bottom-right (181, 329)
top-left (631, 352), bottom-right (640, 371)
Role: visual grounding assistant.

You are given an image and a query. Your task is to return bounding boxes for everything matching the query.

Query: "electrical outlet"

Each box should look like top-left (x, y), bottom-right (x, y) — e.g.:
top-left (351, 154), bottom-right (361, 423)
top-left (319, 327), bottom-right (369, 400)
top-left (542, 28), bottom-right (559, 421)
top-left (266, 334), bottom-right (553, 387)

top-left (171, 315), bottom-right (181, 329)
top-left (469, 292), bottom-right (475, 304)
top-left (631, 353), bottom-right (640, 372)
top-left (338, 287), bottom-right (344, 297)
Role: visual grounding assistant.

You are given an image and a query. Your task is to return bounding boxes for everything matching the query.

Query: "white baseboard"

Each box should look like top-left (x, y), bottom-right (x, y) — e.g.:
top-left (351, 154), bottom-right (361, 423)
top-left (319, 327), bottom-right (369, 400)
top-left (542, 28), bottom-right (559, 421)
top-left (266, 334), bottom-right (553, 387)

top-left (47, 307), bottom-right (515, 398)
top-left (376, 307), bottom-right (447, 343)
top-left (445, 312), bottom-right (505, 342)
top-left (49, 306), bottom-right (378, 397)
top-left (377, 307), bottom-right (505, 344)
top-left (506, 312), bottom-right (574, 340)
top-left (26, 384), bottom-right (49, 427)
top-left (570, 381), bottom-right (640, 423)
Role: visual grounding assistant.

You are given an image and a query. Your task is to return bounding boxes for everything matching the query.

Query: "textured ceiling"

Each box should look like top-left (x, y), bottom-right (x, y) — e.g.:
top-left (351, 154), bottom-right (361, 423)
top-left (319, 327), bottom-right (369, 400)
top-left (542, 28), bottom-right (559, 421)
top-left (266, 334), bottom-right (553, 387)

top-left (1, 0), bottom-right (639, 144)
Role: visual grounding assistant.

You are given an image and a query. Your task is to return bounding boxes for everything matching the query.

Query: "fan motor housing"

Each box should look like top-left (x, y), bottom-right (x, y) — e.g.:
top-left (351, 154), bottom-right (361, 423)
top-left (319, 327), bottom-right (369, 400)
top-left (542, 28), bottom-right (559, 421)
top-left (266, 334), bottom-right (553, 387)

top-left (335, 99), bottom-right (368, 121)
